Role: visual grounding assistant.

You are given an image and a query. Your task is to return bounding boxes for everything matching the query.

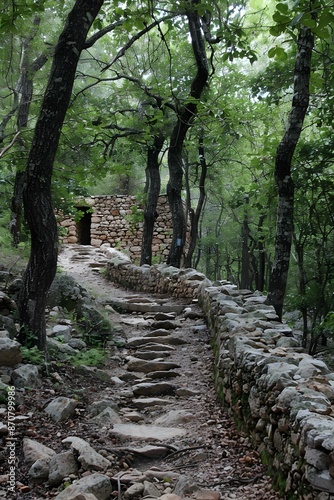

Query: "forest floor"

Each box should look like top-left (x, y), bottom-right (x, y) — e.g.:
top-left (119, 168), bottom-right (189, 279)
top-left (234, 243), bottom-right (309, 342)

top-left (4, 245), bottom-right (282, 499)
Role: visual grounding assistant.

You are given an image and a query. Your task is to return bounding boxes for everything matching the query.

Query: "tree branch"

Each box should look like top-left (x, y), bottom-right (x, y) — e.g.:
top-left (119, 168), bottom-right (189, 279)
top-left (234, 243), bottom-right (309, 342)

top-left (101, 14), bottom-right (176, 72)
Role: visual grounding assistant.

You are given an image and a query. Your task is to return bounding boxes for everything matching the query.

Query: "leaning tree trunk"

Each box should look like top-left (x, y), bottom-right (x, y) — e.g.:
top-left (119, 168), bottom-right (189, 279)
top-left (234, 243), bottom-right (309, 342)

top-left (167, 0), bottom-right (209, 267)
top-left (266, 24), bottom-right (314, 320)
top-left (141, 134), bottom-right (164, 266)
top-left (18, 0), bottom-right (104, 350)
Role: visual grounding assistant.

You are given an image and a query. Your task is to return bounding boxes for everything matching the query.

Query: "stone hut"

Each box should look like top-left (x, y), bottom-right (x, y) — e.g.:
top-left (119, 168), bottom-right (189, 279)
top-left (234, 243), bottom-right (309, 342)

top-left (58, 195), bottom-right (173, 263)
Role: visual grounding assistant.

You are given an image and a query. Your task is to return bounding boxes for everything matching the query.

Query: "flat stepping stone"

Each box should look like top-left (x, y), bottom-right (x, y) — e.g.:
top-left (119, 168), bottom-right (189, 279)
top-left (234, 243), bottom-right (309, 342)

top-left (132, 382), bottom-right (177, 396)
top-left (110, 423), bottom-right (186, 441)
top-left (154, 409), bottom-right (195, 425)
top-left (133, 351), bottom-right (171, 360)
top-left (108, 300), bottom-right (184, 314)
top-left (151, 320), bottom-right (177, 330)
top-left (132, 398), bottom-right (173, 409)
top-left (125, 445), bottom-right (170, 459)
top-left (121, 317), bottom-right (150, 326)
top-left (127, 336), bottom-right (186, 348)
top-left (137, 343), bottom-right (176, 352)
top-left (154, 312), bottom-right (177, 321)
top-left (143, 329), bottom-right (170, 337)
top-left (147, 371), bottom-right (180, 379)
top-left (126, 357), bottom-right (180, 373)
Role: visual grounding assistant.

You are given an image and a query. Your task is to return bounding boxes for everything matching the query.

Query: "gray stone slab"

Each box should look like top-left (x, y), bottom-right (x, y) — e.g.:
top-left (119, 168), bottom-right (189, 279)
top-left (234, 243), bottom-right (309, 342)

top-left (110, 423), bottom-right (187, 441)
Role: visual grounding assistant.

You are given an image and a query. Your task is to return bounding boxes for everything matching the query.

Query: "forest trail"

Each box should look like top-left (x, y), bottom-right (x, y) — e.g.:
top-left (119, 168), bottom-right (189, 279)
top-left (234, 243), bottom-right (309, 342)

top-left (15, 245), bottom-right (280, 499)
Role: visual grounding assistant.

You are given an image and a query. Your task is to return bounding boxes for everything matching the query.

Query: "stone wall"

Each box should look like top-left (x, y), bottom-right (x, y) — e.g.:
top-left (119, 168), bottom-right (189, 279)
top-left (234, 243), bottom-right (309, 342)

top-left (104, 249), bottom-right (334, 499)
top-left (58, 195), bottom-right (173, 263)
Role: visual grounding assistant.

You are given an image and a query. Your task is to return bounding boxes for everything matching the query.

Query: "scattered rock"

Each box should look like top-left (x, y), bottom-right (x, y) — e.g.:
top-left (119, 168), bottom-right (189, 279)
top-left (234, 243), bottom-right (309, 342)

top-left (195, 489), bottom-right (221, 500)
top-left (44, 397), bottom-right (78, 422)
top-left (173, 474), bottom-right (198, 496)
top-left (50, 324), bottom-right (72, 341)
top-left (89, 407), bottom-right (122, 425)
top-left (87, 399), bottom-right (119, 416)
top-left (23, 438), bottom-right (56, 466)
top-left (53, 473), bottom-right (112, 500)
top-left (62, 436), bottom-right (111, 471)
top-left (124, 482), bottom-right (144, 498)
top-left (159, 493), bottom-right (182, 500)
top-left (28, 458), bottom-right (50, 484)
top-left (48, 450), bottom-right (79, 487)
top-left (143, 480), bottom-right (161, 497)
top-left (68, 338), bottom-right (87, 350)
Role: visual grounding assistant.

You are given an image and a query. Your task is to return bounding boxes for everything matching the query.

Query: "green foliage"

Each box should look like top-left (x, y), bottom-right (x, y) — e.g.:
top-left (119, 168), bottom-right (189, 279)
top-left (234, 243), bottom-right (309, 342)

top-left (21, 346), bottom-right (45, 365)
top-left (68, 348), bottom-right (107, 367)
top-left (125, 205), bottom-right (144, 234)
top-left (1, 0), bottom-right (334, 332)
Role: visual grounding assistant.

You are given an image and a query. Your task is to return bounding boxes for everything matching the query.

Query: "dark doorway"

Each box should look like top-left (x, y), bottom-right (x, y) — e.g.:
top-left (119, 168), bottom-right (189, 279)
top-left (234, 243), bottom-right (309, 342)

top-left (76, 207), bottom-right (91, 245)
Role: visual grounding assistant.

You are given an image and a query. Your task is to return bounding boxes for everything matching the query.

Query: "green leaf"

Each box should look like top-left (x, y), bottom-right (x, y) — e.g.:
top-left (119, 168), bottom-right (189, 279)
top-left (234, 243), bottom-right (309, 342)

top-left (289, 12), bottom-right (304, 27)
top-left (276, 3), bottom-right (289, 14)
top-left (272, 11), bottom-right (291, 25)
top-left (268, 47), bottom-right (277, 58)
top-left (269, 25), bottom-right (285, 36)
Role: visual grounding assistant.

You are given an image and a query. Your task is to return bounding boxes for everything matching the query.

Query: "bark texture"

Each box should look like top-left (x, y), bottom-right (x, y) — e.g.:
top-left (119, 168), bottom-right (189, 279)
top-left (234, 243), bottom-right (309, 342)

top-left (267, 25), bottom-right (314, 319)
top-left (184, 134), bottom-right (207, 268)
top-left (141, 134), bottom-right (164, 265)
top-left (18, 0), bottom-right (104, 350)
top-left (167, 0), bottom-right (209, 267)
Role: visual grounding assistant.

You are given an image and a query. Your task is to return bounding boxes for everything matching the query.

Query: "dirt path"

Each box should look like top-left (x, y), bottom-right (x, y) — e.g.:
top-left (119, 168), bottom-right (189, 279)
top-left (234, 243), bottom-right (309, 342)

top-left (13, 245), bottom-right (280, 499)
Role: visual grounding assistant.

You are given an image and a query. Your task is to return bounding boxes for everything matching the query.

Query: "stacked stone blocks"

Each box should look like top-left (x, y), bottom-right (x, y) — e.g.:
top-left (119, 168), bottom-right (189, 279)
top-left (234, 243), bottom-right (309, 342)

top-left (58, 195), bottom-right (173, 262)
top-left (104, 251), bottom-right (334, 499)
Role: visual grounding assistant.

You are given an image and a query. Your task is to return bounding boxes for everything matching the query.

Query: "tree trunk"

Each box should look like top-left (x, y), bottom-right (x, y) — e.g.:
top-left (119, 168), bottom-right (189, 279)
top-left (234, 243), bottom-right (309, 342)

top-left (257, 214), bottom-right (266, 291)
top-left (167, 0), bottom-right (209, 267)
top-left (293, 235), bottom-right (308, 347)
top-left (18, 0), bottom-right (104, 350)
top-left (266, 24), bottom-right (314, 320)
top-left (141, 134), bottom-right (164, 265)
top-left (8, 16), bottom-right (48, 246)
top-left (240, 195), bottom-right (250, 289)
top-left (184, 134), bottom-right (207, 268)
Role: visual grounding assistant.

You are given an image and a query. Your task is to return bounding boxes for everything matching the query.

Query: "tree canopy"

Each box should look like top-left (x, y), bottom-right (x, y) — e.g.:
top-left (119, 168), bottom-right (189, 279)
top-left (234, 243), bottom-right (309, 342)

top-left (1, 0), bottom-right (334, 351)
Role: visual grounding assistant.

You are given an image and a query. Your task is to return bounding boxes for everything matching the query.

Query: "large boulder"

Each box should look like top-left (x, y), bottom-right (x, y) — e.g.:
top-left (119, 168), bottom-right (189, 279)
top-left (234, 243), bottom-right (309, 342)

top-left (47, 273), bottom-right (88, 311)
top-left (0, 338), bottom-right (22, 366)
top-left (0, 315), bottom-right (17, 339)
top-left (48, 273), bottom-right (114, 346)
top-left (11, 364), bottom-right (41, 388)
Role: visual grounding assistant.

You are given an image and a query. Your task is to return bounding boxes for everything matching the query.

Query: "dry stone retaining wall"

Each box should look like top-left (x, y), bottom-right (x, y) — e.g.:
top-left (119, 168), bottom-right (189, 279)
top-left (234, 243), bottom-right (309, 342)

top-left (58, 195), bottom-right (173, 263)
top-left (105, 249), bottom-right (334, 499)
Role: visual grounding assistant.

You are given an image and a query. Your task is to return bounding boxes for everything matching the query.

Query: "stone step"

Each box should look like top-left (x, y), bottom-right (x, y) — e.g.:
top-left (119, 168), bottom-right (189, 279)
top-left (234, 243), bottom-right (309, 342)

top-left (126, 357), bottom-right (181, 373)
top-left (110, 423), bottom-right (187, 441)
top-left (107, 299), bottom-right (185, 314)
top-left (127, 336), bottom-right (187, 348)
top-left (132, 382), bottom-right (177, 396)
top-left (132, 398), bottom-right (174, 409)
